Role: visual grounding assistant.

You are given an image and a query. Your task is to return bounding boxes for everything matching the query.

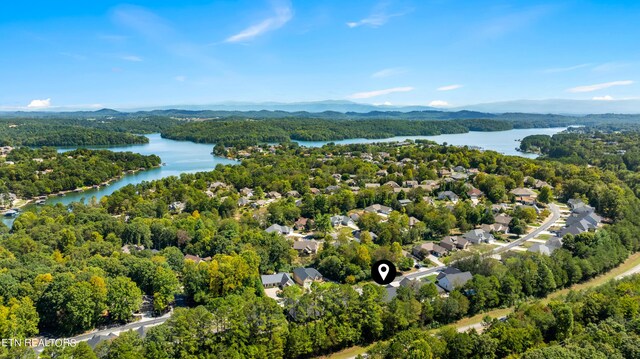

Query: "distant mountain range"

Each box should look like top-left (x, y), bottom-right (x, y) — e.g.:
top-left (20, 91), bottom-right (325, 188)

top-left (454, 99), bottom-right (640, 115)
top-left (2, 99), bottom-right (640, 117)
top-left (132, 99), bottom-right (640, 115)
top-left (131, 100), bottom-right (436, 113)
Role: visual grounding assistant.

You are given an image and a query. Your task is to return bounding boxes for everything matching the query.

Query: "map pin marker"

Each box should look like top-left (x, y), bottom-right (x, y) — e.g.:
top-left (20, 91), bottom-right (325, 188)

top-left (378, 264), bottom-right (389, 281)
top-left (372, 260), bottom-right (396, 285)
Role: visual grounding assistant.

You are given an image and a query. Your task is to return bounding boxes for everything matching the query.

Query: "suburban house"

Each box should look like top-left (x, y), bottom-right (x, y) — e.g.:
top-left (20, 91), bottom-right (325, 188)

top-left (267, 191), bottom-right (282, 199)
top-left (412, 242), bottom-right (448, 258)
top-left (440, 236), bottom-right (469, 250)
top-left (352, 230), bottom-right (378, 242)
top-left (169, 201), bottom-right (186, 212)
top-left (237, 197), bottom-right (251, 207)
top-left (436, 267), bottom-right (473, 292)
top-left (403, 180), bottom-right (419, 188)
top-left (451, 172), bottom-right (468, 181)
top-left (364, 204), bottom-right (393, 216)
top-left (294, 217), bottom-right (309, 231)
top-left (439, 237), bottom-right (457, 251)
top-left (462, 229), bottom-right (495, 244)
top-left (467, 187), bottom-right (484, 201)
top-left (330, 215), bottom-right (355, 227)
top-left (399, 199), bottom-right (413, 207)
top-left (510, 188), bottom-right (537, 204)
top-left (286, 190), bottom-right (300, 198)
top-left (439, 168), bottom-right (452, 177)
top-left (481, 223), bottom-right (508, 234)
top-left (292, 267), bottom-right (323, 288)
top-left (494, 213), bottom-right (513, 226)
top-left (261, 273), bottom-right (295, 289)
top-left (528, 243), bottom-right (556, 256)
top-left (408, 217), bottom-right (421, 227)
top-left (325, 185), bottom-right (341, 194)
top-left (557, 202), bottom-right (601, 237)
top-left (365, 183), bottom-right (381, 188)
top-left (292, 240), bottom-right (321, 255)
top-left (265, 224), bottom-right (293, 235)
top-left (437, 191), bottom-right (459, 202)
top-left (383, 181), bottom-right (401, 188)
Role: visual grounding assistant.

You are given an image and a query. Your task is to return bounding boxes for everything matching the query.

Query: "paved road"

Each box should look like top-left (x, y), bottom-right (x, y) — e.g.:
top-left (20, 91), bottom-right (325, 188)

top-left (33, 204), bottom-right (562, 352)
top-left (33, 312), bottom-right (172, 353)
top-left (393, 203), bottom-right (561, 284)
top-left (490, 203), bottom-right (560, 254)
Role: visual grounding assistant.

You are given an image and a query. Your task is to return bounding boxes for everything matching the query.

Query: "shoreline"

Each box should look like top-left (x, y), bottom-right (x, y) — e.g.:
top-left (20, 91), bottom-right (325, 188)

top-left (1, 165), bottom-right (160, 216)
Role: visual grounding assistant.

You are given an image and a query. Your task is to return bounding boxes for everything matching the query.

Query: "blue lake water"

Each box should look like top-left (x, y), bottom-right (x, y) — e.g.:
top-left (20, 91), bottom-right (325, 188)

top-left (2, 127), bottom-right (566, 227)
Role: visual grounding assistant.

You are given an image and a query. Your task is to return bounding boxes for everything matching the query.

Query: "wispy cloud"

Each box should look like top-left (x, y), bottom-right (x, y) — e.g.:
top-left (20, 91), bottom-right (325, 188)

top-left (428, 100), bottom-right (450, 107)
top-left (437, 84), bottom-right (463, 91)
top-left (371, 67), bottom-right (407, 78)
top-left (27, 98), bottom-right (51, 109)
top-left (592, 62), bottom-right (630, 72)
top-left (349, 86), bottom-right (414, 99)
top-left (121, 55), bottom-right (143, 62)
top-left (347, 2), bottom-right (411, 28)
top-left (476, 5), bottom-right (555, 40)
top-left (541, 63), bottom-right (591, 74)
top-left (175, 75), bottom-right (186, 82)
top-left (592, 95), bottom-right (614, 101)
top-left (566, 80), bottom-right (634, 93)
top-left (225, 1), bottom-right (293, 43)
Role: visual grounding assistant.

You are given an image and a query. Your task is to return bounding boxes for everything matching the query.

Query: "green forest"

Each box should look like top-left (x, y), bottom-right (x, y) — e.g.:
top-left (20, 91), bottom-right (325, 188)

top-left (1, 136), bottom-right (640, 358)
top-left (0, 147), bottom-right (161, 198)
top-left (160, 118), bottom-right (514, 146)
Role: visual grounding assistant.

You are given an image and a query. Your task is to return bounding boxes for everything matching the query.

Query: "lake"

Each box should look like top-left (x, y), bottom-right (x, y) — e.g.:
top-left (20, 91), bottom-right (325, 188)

top-left (294, 127), bottom-right (567, 158)
top-left (2, 127), bottom-right (566, 227)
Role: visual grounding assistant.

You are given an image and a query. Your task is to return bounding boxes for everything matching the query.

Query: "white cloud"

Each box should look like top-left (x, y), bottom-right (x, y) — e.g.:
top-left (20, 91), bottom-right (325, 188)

top-left (175, 75), bottom-right (186, 82)
top-left (347, 3), bottom-right (410, 28)
top-left (27, 98), bottom-right (51, 109)
top-left (371, 67), bottom-right (407, 78)
top-left (428, 100), bottom-right (450, 107)
top-left (121, 55), bottom-right (143, 62)
top-left (437, 84), bottom-right (463, 91)
top-left (374, 101), bottom-right (393, 106)
top-left (541, 63), bottom-right (591, 73)
top-left (592, 95), bottom-right (614, 101)
top-left (567, 80), bottom-right (634, 93)
top-left (225, 2), bottom-right (292, 43)
top-left (348, 87), bottom-right (414, 99)
top-left (592, 62), bottom-right (629, 72)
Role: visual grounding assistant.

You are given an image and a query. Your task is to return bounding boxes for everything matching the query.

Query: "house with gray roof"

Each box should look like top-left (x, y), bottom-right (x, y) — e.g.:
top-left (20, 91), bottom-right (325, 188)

top-left (261, 273), bottom-right (295, 289)
top-left (292, 267), bottom-right (323, 288)
top-left (352, 230), bottom-right (378, 242)
top-left (364, 204), bottom-right (393, 216)
top-left (265, 224), bottom-right (293, 235)
top-left (462, 228), bottom-right (495, 244)
top-left (330, 215), bottom-right (355, 227)
top-left (292, 240), bottom-right (321, 255)
top-left (437, 270), bottom-right (473, 292)
top-left (437, 191), bottom-right (459, 202)
top-left (557, 205), bottom-right (601, 237)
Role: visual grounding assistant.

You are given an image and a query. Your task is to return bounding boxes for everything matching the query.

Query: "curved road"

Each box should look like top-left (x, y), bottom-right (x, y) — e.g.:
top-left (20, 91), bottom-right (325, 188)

top-left (34, 204), bottom-right (561, 353)
top-left (394, 203), bottom-right (561, 284)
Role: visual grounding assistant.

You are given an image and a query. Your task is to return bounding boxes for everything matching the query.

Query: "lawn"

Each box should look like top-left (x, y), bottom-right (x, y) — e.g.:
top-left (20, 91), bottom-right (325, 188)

top-left (321, 344), bottom-right (373, 359)
top-left (451, 251), bottom-right (640, 330)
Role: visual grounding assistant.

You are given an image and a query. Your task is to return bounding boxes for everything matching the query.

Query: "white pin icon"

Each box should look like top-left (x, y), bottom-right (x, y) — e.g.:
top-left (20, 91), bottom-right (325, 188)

top-left (378, 264), bottom-right (389, 281)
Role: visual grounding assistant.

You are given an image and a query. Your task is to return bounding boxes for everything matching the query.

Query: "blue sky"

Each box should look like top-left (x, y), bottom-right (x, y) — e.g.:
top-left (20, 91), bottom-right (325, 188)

top-left (1, 0), bottom-right (639, 110)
